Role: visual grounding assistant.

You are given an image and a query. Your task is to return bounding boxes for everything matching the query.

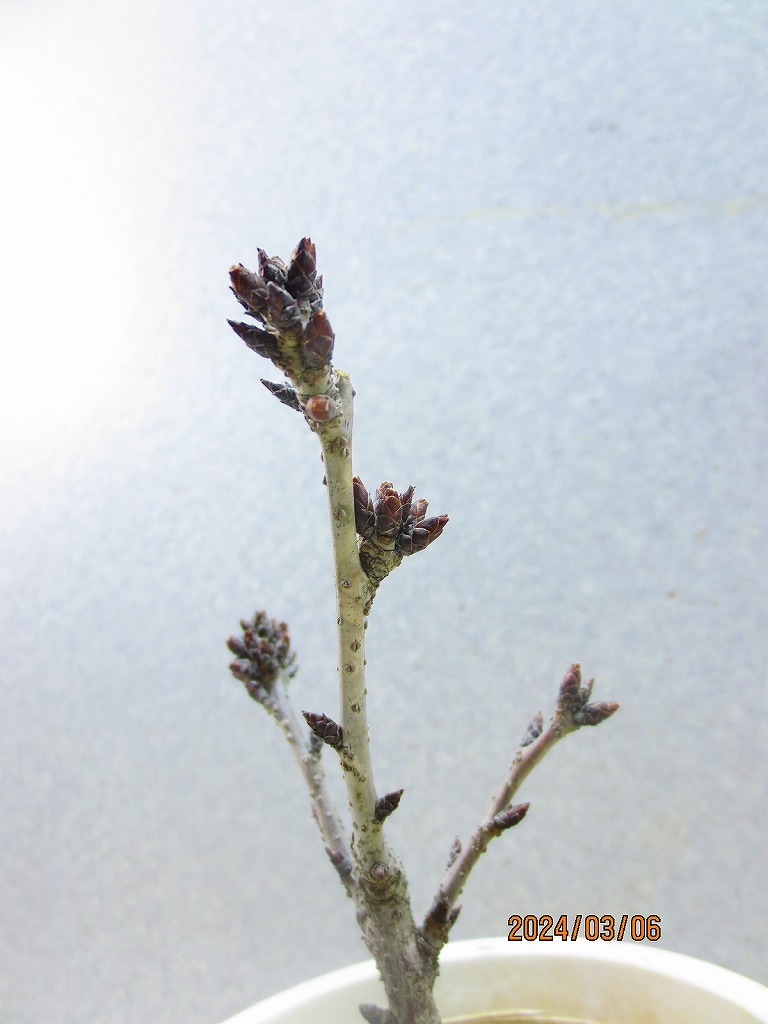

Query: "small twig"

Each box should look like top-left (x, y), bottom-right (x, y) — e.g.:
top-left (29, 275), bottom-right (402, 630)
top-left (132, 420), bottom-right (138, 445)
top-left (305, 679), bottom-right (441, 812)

top-left (227, 613), bottom-right (355, 896)
top-left (270, 680), bottom-right (355, 896)
top-left (427, 665), bottom-right (618, 932)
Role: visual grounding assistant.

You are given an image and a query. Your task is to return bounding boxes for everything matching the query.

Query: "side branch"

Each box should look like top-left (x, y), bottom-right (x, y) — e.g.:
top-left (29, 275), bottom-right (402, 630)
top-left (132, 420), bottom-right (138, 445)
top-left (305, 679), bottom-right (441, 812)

top-left (425, 664), bottom-right (618, 942)
top-left (271, 679), bottom-right (356, 897)
top-left (227, 612), bottom-right (355, 897)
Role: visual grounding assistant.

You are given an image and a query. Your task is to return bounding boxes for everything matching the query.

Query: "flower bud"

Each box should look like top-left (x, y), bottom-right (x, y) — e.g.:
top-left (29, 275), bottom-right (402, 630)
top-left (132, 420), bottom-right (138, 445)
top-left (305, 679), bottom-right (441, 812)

top-left (301, 308), bottom-right (335, 368)
top-left (373, 483), bottom-right (403, 538)
top-left (227, 319), bottom-right (279, 360)
top-left (573, 701), bottom-right (620, 726)
top-left (558, 663), bottom-right (582, 707)
top-left (285, 237), bottom-right (317, 298)
top-left (265, 281), bottom-right (301, 332)
top-left (226, 635), bottom-right (250, 658)
top-left (228, 658), bottom-right (252, 682)
top-left (400, 514), bottom-right (449, 553)
top-left (353, 476), bottom-right (376, 538)
top-left (257, 248), bottom-right (287, 287)
top-left (227, 611), bottom-right (296, 696)
top-left (229, 264), bottom-right (269, 319)
top-left (398, 485), bottom-right (415, 523)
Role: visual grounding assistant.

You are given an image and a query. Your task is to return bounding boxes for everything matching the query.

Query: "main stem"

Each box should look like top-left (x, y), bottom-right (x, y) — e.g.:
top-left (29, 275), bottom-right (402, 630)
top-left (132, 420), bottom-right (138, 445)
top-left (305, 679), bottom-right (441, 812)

top-left (315, 370), bottom-right (442, 1024)
top-left (315, 372), bottom-right (381, 866)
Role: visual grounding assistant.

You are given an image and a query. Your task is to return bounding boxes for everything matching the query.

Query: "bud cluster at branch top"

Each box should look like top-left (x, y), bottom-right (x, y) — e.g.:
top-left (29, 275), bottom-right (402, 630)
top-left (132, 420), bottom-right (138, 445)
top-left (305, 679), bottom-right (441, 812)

top-left (228, 611), bottom-right (297, 700)
top-left (228, 238), bottom-right (335, 378)
top-left (353, 477), bottom-right (448, 556)
top-left (557, 663), bottom-right (618, 727)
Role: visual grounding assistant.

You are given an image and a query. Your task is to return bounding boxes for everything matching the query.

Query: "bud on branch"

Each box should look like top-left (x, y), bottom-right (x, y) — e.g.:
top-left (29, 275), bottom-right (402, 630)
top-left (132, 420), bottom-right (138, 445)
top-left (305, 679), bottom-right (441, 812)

top-left (557, 663), bottom-right (619, 728)
top-left (490, 802), bottom-right (530, 834)
top-left (303, 711), bottom-right (344, 750)
top-left (375, 789), bottom-right (404, 822)
top-left (353, 477), bottom-right (448, 557)
top-left (227, 611), bottom-right (296, 701)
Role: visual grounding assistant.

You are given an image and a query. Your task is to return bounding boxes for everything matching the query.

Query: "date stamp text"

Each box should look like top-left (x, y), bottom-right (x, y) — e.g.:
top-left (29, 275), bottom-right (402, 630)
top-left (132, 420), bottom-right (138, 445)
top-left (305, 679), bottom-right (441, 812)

top-left (507, 914), bottom-right (661, 942)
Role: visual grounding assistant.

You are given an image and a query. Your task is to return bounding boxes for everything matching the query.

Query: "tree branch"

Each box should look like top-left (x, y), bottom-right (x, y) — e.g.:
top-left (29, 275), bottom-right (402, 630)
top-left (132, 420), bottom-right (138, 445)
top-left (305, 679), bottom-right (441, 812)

top-left (271, 676), bottom-right (357, 897)
top-left (424, 664), bottom-right (618, 942)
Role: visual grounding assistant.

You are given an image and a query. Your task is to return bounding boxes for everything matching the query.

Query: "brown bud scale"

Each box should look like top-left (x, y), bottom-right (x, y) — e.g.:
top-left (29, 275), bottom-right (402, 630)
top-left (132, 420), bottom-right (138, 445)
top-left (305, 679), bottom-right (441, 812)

top-left (491, 802), bottom-right (530, 833)
top-left (573, 701), bottom-right (620, 726)
top-left (303, 711), bottom-right (343, 749)
top-left (520, 711), bottom-right (543, 747)
top-left (261, 379), bottom-right (301, 411)
top-left (359, 1004), bottom-right (393, 1024)
top-left (374, 788), bottom-right (404, 821)
top-left (301, 308), bottom-right (335, 368)
top-left (305, 394), bottom-right (336, 422)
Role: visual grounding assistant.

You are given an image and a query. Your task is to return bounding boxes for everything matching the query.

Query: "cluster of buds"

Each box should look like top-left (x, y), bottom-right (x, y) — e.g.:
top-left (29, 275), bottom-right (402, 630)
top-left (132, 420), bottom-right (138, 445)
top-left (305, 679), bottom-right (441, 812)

top-left (557, 663), bottom-right (618, 727)
top-left (228, 238), bottom-right (335, 378)
top-left (227, 611), bottom-right (296, 701)
top-left (353, 477), bottom-right (448, 555)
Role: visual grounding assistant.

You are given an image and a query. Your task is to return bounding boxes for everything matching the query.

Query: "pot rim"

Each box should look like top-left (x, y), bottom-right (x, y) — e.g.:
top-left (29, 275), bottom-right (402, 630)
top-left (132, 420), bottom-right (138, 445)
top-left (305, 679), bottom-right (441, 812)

top-left (222, 937), bottom-right (768, 1024)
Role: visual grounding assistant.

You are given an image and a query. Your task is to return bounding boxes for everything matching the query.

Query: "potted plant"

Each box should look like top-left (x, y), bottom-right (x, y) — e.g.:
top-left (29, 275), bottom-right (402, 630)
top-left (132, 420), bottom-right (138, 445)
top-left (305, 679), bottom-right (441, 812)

top-left (220, 239), bottom-right (768, 1024)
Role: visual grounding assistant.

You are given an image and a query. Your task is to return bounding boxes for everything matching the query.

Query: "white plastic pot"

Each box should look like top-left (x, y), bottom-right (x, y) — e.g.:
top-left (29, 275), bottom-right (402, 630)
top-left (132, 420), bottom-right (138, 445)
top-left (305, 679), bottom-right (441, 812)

top-left (221, 937), bottom-right (768, 1024)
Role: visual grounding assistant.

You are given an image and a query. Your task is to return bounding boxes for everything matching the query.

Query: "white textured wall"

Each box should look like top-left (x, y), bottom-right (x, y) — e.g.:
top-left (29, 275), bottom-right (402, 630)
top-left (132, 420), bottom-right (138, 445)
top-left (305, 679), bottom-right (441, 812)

top-left (1, 2), bottom-right (767, 1022)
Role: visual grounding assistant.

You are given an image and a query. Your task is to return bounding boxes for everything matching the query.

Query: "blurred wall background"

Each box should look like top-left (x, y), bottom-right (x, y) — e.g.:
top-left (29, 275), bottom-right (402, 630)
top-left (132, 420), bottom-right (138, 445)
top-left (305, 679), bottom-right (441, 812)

top-left (1, 2), bottom-right (766, 1022)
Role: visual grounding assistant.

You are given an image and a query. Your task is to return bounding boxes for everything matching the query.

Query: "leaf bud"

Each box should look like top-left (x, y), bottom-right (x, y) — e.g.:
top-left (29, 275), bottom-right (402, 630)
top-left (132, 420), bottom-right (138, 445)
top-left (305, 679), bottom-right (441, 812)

top-left (447, 836), bottom-right (462, 867)
top-left (325, 846), bottom-right (353, 879)
top-left (520, 711), bottom-right (543, 747)
top-left (304, 394), bottom-right (337, 422)
top-left (302, 710), bottom-right (343, 749)
top-left (359, 1004), bottom-right (393, 1024)
top-left (573, 701), bottom-right (620, 726)
top-left (491, 802), bottom-right (530, 833)
top-left (261, 379), bottom-right (301, 412)
top-left (374, 788), bottom-right (404, 821)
